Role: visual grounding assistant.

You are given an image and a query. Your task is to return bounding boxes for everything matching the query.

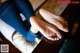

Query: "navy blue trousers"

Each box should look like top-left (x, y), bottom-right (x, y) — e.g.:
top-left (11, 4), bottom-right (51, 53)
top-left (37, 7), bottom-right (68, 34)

top-left (0, 1), bottom-right (36, 42)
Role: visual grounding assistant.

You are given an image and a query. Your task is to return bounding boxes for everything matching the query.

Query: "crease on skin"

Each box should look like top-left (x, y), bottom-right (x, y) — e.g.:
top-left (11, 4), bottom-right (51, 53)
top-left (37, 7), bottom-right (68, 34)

top-left (39, 9), bottom-right (68, 32)
top-left (45, 27), bottom-right (56, 40)
top-left (47, 26), bottom-right (62, 39)
top-left (41, 23), bottom-right (62, 41)
top-left (47, 21), bottom-right (62, 39)
top-left (30, 10), bottom-right (68, 41)
top-left (44, 23), bottom-right (60, 40)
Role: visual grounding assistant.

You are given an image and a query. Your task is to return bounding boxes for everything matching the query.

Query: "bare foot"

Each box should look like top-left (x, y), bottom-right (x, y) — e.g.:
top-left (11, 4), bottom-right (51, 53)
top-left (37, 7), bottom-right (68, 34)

top-left (39, 9), bottom-right (68, 32)
top-left (30, 16), bottom-right (62, 41)
top-left (30, 26), bottom-right (39, 34)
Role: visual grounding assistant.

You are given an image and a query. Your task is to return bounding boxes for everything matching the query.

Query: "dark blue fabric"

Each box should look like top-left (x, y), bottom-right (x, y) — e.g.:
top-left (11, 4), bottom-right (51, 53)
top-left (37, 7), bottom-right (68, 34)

top-left (0, 1), bottom-right (35, 42)
top-left (0, 0), bottom-right (42, 42)
top-left (10, 0), bottom-right (43, 38)
top-left (0, 1), bottom-right (9, 17)
top-left (12, 0), bottom-right (42, 38)
top-left (12, 0), bottom-right (35, 25)
top-left (27, 30), bottom-right (36, 42)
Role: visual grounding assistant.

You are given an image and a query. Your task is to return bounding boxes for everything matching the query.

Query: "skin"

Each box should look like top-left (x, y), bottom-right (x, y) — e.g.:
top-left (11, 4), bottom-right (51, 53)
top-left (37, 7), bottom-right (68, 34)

top-left (30, 9), bottom-right (68, 41)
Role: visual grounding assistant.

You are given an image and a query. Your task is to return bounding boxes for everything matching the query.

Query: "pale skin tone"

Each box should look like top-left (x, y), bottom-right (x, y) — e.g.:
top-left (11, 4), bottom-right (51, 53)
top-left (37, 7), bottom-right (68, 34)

top-left (0, 0), bottom-right (68, 44)
top-left (30, 9), bottom-right (68, 41)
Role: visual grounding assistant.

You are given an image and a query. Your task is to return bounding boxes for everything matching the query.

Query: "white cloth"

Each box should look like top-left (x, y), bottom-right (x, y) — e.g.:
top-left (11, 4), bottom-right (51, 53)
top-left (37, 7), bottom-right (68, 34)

top-left (0, 19), bottom-right (41, 53)
top-left (13, 32), bottom-right (41, 53)
top-left (0, 19), bottom-right (15, 45)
